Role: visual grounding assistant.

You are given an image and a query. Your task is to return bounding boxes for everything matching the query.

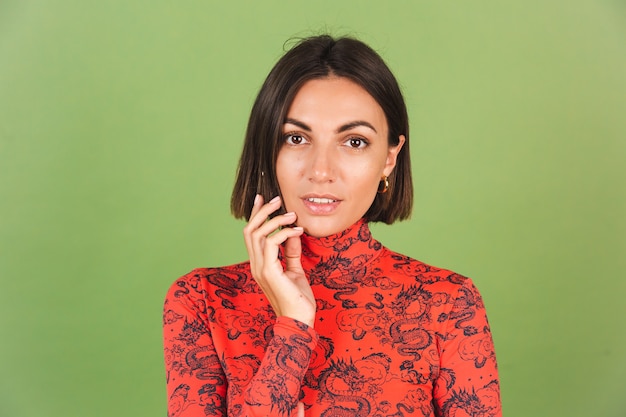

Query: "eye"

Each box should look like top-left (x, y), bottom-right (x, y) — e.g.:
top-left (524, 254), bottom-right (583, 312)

top-left (284, 134), bottom-right (308, 145)
top-left (346, 137), bottom-right (368, 149)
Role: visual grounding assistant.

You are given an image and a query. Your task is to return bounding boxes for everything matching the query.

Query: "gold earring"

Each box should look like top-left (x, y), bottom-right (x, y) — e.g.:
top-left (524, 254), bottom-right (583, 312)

top-left (378, 175), bottom-right (389, 193)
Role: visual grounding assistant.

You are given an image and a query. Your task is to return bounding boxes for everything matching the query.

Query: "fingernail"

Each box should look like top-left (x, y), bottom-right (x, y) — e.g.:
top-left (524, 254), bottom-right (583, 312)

top-left (285, 211), bottom-right (296, 217)
top-left (293, 227), bottom-right (304, 232)
top-left (253, 194), bottom-right (261, 205)
top-left (269, 196), bottom-right (281, 204)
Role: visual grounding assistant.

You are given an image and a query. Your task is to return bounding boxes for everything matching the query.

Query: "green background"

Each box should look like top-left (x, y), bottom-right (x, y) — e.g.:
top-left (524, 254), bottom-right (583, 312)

top-left (1, 1), bottom-right (625, 416)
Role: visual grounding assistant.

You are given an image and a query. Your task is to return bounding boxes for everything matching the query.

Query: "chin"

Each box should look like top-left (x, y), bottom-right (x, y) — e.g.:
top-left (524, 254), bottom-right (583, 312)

top-left (299, 218), bottom-right (351, 238)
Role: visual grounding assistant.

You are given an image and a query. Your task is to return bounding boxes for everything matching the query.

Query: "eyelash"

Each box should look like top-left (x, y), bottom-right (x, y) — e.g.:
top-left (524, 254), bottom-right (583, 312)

top-left (283, 133), bottom-right (308, 145)
top-left (345, 136), bottom-right (369, 149)
top-left (283, 133), bottom-right (369, 149)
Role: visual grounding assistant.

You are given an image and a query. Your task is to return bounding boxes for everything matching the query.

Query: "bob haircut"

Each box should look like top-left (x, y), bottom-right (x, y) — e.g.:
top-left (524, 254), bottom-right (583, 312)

top-left (231, 35), bottom-right (413, 224)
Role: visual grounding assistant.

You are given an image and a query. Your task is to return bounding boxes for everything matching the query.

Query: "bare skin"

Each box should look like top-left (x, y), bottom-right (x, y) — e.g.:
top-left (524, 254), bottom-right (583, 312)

top-left (243, 195), bottom-right (312, 416)
top-left (242, 77), bottom-right (404, 416)
top-left (244, 76), bottom-right (403, 331)
top-left (243, 194), bottom-right (316, 328)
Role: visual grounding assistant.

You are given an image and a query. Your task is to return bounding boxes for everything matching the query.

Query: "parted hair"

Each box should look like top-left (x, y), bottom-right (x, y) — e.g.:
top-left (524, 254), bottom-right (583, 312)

top-left (230, 35), bottom-right (413, 223)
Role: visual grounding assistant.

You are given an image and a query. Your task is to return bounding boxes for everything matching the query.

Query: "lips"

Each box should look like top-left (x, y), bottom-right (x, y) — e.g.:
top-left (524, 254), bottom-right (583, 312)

top-left (301, 194), bottom-right (341, 215)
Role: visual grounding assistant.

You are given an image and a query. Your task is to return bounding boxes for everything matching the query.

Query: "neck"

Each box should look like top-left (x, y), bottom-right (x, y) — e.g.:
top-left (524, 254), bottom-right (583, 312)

top-left (296, 219), bottom-right (383, 275)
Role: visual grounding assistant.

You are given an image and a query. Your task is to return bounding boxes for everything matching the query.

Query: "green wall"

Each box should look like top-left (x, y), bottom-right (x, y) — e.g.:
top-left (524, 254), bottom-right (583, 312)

top-left (1, 1), bottom-right (625, 416)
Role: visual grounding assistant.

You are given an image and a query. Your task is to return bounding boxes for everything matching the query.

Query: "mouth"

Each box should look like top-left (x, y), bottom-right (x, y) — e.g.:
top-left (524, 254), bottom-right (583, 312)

top-left (305, 197), bottom-right (338, 204)
top-left (301, 194), bottom-right (341, 215)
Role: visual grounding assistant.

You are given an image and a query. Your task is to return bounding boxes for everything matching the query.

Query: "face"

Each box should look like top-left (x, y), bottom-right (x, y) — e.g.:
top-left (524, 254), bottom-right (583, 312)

top-left (276, 77), bottom-right (405, 237)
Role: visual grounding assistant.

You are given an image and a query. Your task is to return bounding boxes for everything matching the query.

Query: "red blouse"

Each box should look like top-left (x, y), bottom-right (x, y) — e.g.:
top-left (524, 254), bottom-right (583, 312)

top-left (163, 220), bottom-right (501, 416)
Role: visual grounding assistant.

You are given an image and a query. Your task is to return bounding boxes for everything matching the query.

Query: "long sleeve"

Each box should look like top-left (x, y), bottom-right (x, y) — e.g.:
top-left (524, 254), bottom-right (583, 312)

top-left (163, 223), bottom-right (502, 416)
top-left (163, 270), bottom-right (319, 417)
top-left (433, 278), bottom-right (502, 417)
top-left (238, 318), bottom-right (318, 416)
top-left (163, 275), bottom-right (227, 417)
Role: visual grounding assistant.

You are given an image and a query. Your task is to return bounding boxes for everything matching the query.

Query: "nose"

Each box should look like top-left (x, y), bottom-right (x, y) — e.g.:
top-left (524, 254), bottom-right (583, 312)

top-left (307, 144), bottom-right (336, 183)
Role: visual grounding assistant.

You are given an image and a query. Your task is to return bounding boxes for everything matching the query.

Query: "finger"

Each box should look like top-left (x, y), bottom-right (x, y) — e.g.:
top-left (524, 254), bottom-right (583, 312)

top-left (252, 211), bottom-right (297, 241)
top-left (245, 195), bottom-right (282, 272)
top-left (249, 212), bottom-right (296, 269)
top-left (284, 233), bottom-right (303, 273)
top-left (261, 226), bottom-right (304, 275)
top-left (248, 193), bottom-right (263, 220)
top-left (247, 195), bottom-right (282, 230)
top-left (246, 197), bottom-right (297, 250)
top-left (245, 198), bottom-right (285, 271)
top-left (244, 194), bottom-right (275, 247)
top-left (244, 194), bottom-right (263, 268)
top-left (248, 212), bottom-right (298, 280)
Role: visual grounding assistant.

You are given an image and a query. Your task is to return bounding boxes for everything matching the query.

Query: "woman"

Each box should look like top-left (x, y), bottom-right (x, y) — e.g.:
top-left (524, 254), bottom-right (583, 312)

top-left (163, 35), bottom-right (501, 417)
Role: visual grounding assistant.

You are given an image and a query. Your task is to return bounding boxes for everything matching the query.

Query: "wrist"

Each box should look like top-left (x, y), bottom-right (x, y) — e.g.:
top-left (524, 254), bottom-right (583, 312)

top-left (278, 313), bottom-right (315, 329)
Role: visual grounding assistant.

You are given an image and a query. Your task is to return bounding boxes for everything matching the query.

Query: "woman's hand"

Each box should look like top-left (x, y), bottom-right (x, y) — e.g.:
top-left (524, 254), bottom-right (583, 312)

top-left (243, 195), bottom-right (316, 327)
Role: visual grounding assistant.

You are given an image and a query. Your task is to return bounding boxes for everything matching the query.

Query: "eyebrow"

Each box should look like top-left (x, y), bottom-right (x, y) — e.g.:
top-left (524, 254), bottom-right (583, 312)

top-left (284, 118), bottom-right (378, 134)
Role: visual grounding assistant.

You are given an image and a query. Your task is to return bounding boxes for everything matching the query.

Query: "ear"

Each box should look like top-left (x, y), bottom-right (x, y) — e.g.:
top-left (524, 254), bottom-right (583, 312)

top-left (383, 135), bottom-right (406, 176)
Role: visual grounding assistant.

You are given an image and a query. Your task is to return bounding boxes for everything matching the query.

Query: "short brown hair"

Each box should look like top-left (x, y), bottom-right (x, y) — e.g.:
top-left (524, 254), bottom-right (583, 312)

top-left (231, 35), bottom-right (412, 223)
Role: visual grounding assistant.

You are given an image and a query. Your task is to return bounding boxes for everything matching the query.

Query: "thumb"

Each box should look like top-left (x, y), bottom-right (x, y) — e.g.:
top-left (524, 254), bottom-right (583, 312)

top-left (284, 232), bottom-right (303, 272)
top-left (295, 402), bottom-right (305, 417)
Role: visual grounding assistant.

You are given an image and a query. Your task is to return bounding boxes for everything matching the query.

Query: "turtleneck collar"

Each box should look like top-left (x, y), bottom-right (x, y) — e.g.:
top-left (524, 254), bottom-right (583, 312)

top-left (295, 219), bottom-right (383, 276)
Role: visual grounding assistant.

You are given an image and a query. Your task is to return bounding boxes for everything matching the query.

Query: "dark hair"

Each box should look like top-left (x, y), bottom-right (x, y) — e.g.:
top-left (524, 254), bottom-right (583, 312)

top-left (230, 35), bottom-right (412, 223)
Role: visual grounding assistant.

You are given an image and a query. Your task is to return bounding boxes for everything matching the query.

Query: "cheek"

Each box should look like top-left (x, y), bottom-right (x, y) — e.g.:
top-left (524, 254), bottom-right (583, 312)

top-left (348, 160), bottom-right (387, 204)
top-left (345, 169), bottom-right (382, 203)
top-left (275, 152), bottom-right (289, 185)
top-left (275, 154), bottom-right (301, 200)
top-left (348, 158), bottom-right (386, 185)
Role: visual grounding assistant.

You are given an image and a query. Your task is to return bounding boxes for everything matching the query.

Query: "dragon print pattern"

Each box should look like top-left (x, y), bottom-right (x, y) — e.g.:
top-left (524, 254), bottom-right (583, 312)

top-left (163, 219), bottom-right (501, 416)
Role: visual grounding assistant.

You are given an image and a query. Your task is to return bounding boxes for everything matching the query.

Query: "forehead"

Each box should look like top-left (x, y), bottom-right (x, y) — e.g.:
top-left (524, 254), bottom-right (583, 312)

top-left (286, 77), bottom-right (387, 133)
